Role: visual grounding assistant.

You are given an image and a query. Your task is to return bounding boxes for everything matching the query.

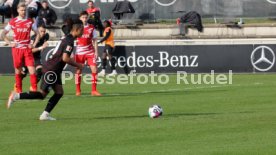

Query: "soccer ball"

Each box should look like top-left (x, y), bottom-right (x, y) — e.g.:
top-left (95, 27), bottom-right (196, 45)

top-left (148, 105), bottom-right (163, 118)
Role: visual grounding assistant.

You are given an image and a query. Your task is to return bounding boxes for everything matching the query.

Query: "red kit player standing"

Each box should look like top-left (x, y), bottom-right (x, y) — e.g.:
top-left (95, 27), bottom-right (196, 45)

top-left (1, 2), bottom-right (38, 93)
top-left (75, 11), bottom-right (101, 96)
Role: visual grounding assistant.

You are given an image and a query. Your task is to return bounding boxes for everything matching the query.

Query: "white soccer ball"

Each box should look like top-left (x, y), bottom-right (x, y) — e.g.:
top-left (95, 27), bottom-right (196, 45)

top-left (148, 105), bottom-right (163, 118)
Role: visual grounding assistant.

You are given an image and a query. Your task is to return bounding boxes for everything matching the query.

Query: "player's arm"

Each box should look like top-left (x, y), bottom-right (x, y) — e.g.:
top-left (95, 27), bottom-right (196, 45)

top-left (0, 23), bottom-right (15, 47)
top-left (92, 29), bottom-right (98, 57)
top-left (62, 44), bottom-right (82, 69)
top-left (62, 53), bottom-right (83, 69)
top-left (32, 34), bottom-right (49, 53)
top-left (98, 29), bottom-right (111, 44)
top-left (29, 23), bottom-right (38, 49)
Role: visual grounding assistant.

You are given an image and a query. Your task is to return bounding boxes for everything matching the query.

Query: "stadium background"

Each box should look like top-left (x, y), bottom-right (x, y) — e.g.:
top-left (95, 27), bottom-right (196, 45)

top-left (49, 0), bottom-right (276, 20)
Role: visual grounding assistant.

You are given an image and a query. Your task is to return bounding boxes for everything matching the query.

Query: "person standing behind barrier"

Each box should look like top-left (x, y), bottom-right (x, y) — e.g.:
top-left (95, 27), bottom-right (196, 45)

top-left (86, 0), bottom-right (104, 37)
top-left (25, 0), bottom-right (40, 19)
top-left (37, 0), bottom-right (57, 27)
top-left (0, 0), bottom-right (20, 18)
top-left (98, 20), bottom-right (117, 76)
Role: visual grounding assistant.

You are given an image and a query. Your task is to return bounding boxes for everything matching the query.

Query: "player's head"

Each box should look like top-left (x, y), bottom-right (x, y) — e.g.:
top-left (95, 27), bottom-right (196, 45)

top-left (17, 2), bottom-right (26, 18)
top-left (79, 11), bottom-right (89, 25)
top-left (71, 20), bottom-right (84, 38)
top-left (103, 20), bottom-right (112, 28)
top-left (38, 25), bottom-right (47, 37)
top-left (42, 0), bottom-right (49, 9)
top-left (88, 0), bottom-right (94, 8)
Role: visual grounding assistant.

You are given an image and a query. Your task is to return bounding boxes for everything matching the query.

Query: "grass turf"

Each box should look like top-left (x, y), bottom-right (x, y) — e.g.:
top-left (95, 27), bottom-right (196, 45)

top-left (0, 74), bottom-right (276, 155)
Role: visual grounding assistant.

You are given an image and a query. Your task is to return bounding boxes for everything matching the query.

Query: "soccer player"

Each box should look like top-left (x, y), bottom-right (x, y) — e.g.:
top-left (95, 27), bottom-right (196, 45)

top-left (21, 25), bottom-right (49, 83)
top-left (7, 20), bottom-right (84, 121)
top-left (75, 11), bottom-right (101, 96)
top-left (1, 2), bottom-right (38, 93)
top-left (98, 20), bottom-right (117, 76)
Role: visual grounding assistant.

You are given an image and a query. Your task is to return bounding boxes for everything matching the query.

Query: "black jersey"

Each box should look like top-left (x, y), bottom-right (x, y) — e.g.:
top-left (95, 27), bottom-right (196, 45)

top-left (43, 34), bottom-right (74, 74)
top-left (31, 33), bottom-right (49, 60)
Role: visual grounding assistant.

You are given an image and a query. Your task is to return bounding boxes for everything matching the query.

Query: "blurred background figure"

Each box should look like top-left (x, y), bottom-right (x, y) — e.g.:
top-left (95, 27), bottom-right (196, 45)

top-left (86, 0), bottom-right (104, 37)
top-left (0, 0), bottom-right (20, 18)
top-left (25, 0), bottom-right (41, 19)
top-left (37, 0), bottom-right (57, 27)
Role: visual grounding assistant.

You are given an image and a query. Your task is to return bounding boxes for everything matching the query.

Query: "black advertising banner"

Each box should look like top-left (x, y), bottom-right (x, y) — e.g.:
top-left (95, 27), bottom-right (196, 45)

top-left (47, 0), bottom-right (276, 21)
top-left (1, 44), bottom-right (276, 74)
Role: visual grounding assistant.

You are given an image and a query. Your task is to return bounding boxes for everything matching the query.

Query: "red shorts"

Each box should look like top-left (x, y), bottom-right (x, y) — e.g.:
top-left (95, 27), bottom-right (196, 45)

top-left (12, 48), bottom-right (34, 68)
top-left (75, 53), bottom-right (97, 66)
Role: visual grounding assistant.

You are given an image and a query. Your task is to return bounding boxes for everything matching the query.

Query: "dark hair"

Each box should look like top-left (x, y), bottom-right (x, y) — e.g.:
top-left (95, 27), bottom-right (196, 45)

top-left (87, 0), bottom-right (94, 4)
top-left (38, 24), bottom-right (46, 29)
top-left (71, 19), bottom-right (84, 32)
top-left (79, 11), bottom-right (88, 17)
top-left (62, 17), bottom-right (74, 35)
top-left (104, 20), bottom-right (112, 27)
top-left (42, 0), bottom-right (48, 3)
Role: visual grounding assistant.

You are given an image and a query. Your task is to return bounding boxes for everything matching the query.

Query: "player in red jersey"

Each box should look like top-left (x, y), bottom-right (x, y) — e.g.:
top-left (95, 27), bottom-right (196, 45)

top-left (75, 11), bottom-right (101, 96)
top-left (1, 2), bottom-right (38, 93)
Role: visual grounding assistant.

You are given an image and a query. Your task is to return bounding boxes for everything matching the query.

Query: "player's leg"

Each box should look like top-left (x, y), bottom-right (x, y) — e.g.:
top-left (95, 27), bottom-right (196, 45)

top-left (14, 66), bottom-right (28, 92)
top-left (74, 55), bottom-right (84, 96)
top-left (35, 58), bottom-right (43, 83)
top-left (40, 84), bottom-right (63, 121)
top-left (7, 72), bottom-right (51, 109)
top-left (21, 66), bottom-right (28, 79)
top-left (75, 68), bottom-right (82, 96)
top-left (99, 47), bottom-right (108, 76)
top-left (108, 46), bottom-right (117, 76)
top-left (36, 65), bottom-right (43, 83)
top-left (12, 48), bottom-right (24, 93)
top-left (25, 49), bottom-right (37, 91)
top-left (14, 68), bottom-right (23, 93)
top-left (88, 54), bottom-right (102, 96)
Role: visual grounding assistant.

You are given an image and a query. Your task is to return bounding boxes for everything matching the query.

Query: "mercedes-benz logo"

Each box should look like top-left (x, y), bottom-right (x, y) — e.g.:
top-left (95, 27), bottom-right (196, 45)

top-left (154, 0), bottom-right (177, 6)
top-left (267, 0), bottom-right (276, 4)
top-left (251, 46), bottom-right (275, 72)
top-left (48, 0), bottom-right (72, 9)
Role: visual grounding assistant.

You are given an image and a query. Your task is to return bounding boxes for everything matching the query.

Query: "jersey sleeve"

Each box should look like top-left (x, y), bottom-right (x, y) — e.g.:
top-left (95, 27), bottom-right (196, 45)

top-left (92, 29), bottom-right (98, 39)
top-left (32, 23), bottom-right (38, 32)
top-left (4, 23), bottom-right (12, 31)
top-left (62, 42), bottom-right (74, 55)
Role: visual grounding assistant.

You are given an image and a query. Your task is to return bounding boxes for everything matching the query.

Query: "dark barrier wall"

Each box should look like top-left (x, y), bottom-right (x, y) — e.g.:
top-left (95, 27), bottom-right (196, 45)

top-left (47, 0), bottom-right (276, 20)
top-left (1, 44), bottom-right (276, 74)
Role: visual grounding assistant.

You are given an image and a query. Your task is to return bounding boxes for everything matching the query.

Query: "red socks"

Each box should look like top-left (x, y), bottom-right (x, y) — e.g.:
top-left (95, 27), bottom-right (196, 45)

top-left (30, 74), bottom-right (37, 91)
top-left (92, 73), bottom-right (97, 91)
top-left (15, 74), bottom-right (22, 93)
top-left (75, 74), bottom-right (81, 92)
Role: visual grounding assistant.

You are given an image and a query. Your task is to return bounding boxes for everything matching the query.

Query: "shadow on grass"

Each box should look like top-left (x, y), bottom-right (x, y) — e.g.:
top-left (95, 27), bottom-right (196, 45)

top-left (66, 89), bottom-right (228, 98)
top-left (60, 111), bottom-right (256, 121)
top-left (93, 112), bottom-right (220, 120)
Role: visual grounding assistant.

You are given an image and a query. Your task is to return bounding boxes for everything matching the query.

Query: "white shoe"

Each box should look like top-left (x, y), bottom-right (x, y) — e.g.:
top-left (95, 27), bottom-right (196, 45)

top-left (109, 70), bottom-right (118, 76)
top-left (39, 114), bottom-right (56, 121)
top-left (98, 69), bottom-right (106, 76)
top-left (7, 91), bottom-right (18, 109)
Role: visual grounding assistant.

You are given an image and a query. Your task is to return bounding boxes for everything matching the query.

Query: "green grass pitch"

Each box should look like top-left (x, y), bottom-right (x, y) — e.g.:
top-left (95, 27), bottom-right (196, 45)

top-left (0, 74), bottom-right (276, 155)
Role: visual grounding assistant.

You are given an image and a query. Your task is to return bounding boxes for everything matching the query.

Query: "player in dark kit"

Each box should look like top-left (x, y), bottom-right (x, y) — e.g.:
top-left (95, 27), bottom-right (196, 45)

top-left (21, 25), bottom-right (49, 83)
top-left (7, 20), bottom-right (84, 121)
